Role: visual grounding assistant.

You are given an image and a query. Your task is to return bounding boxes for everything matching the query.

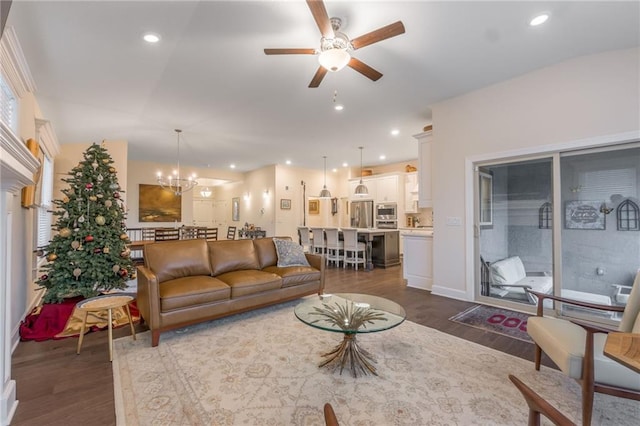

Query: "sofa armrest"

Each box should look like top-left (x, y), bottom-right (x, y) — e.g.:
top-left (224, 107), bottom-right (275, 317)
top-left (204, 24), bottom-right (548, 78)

top-left (136, 265), bottom-right (161, 330)
top-left (305, 253), bottom-right (325, 293)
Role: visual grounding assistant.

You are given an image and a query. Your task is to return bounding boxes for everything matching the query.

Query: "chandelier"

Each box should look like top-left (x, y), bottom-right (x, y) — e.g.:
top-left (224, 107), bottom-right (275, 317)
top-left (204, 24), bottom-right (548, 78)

top-left (156, 129), bottom-right (198, 195)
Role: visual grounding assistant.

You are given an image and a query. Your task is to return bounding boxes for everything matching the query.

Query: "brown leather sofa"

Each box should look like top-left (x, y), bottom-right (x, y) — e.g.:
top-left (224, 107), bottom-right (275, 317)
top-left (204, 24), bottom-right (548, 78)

top-left (136, 237), bottom-right (324, 346)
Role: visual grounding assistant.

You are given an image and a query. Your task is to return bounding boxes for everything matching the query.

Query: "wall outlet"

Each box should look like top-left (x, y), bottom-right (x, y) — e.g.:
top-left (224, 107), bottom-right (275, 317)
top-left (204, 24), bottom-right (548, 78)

top-left (446, 216), bottom-right (462, 226)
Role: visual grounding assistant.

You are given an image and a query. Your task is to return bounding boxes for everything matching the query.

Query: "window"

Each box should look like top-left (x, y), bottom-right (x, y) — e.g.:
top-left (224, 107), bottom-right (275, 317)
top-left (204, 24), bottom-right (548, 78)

top-left (0, 73), bottom-right (18, 133)
top-left (36, 155), bottom-right (53, 248)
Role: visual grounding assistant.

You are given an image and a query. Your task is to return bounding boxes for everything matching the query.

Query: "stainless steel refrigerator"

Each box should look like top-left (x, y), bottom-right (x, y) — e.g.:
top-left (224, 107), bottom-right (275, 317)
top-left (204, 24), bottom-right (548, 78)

top-left (350, 200), bottom-right (374, 228)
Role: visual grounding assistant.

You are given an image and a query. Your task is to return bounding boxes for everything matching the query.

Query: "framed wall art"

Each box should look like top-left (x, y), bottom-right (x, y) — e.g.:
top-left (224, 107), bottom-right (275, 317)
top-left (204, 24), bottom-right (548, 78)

top-left (565, 200), bottom-right (605, 230)
top-left (308, 199), bottom-right (319, 215)
top-left (280, 199), bottom-right (291, 210)
top-left (139, 184), bottom-right (182, 222)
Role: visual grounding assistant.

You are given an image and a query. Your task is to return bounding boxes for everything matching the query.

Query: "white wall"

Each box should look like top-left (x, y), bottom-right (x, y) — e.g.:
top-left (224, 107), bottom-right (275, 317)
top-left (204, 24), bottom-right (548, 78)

top-left (430, 47), bottom-right (640, 300)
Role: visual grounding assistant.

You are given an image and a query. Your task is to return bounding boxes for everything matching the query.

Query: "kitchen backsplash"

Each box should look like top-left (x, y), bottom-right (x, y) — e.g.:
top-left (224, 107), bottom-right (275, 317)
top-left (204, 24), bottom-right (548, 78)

top-left (405, 207), bottom-right (433, 228)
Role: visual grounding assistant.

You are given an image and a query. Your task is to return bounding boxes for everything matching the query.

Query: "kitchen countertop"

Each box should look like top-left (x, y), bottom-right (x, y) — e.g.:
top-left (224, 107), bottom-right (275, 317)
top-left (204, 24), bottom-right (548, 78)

top-left (400, 228), bottom-right (433, 237)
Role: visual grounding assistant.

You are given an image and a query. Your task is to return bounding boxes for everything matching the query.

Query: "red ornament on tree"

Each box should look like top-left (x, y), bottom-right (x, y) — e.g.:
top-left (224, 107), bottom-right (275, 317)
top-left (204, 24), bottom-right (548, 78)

top-left (113, 192), bottom-right (120, 198)
top-left (93, 248), bottom-right (102, 254)
top-left (119, 268), bottom-right (128, 277)
top-left (85, 235), bottom-right (94, 242)
top-left (85, 183), bottom-right (94, 190)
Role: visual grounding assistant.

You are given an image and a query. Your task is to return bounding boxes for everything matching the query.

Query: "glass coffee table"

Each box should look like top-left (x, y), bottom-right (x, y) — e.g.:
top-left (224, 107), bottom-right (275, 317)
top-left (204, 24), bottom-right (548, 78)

top-left (294, 293), bottom-right (406, 377)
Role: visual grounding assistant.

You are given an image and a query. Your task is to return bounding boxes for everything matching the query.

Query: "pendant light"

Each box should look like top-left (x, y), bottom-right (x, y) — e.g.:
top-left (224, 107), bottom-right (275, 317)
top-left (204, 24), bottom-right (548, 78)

top-left (354, 146), bottom-right (369, 196)
top-left (319, 156), bottom-right (332, 198)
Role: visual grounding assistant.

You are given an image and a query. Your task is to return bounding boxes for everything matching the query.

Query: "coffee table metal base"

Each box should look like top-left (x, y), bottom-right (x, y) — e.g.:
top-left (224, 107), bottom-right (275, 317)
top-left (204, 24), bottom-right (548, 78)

top-left (319, 333), bottom-right (377, 377)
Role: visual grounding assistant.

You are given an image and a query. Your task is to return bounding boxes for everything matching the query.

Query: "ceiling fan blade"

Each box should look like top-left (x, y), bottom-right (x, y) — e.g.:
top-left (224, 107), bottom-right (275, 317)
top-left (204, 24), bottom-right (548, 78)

top-left (348, 58), bottom-right (383, 81)
top-left (264, 48), bottom-right (317, 55)
top-left (350, 21), bottom-right (405, 50)
top-left (306, 0), bottom-right (334, 39)
top-left (308, 66), bottom-right (328, 88)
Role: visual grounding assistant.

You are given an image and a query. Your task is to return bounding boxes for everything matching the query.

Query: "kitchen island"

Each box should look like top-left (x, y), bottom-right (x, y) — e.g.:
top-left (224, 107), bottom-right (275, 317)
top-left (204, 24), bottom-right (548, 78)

top-left (357, 229), bottom-right (400, 271)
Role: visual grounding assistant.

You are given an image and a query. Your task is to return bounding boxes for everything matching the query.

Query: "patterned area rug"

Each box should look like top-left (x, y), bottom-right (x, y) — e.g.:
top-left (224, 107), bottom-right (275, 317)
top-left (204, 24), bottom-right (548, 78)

top-left (113, 300), bottom-right (639, 425)
top-left (449, 305), bottom-right (533, 343)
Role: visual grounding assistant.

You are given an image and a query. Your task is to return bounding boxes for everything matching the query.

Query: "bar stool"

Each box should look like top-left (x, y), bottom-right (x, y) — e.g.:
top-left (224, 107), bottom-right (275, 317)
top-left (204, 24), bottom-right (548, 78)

top-left (342, 228), bottom-right (366, 270)
top-left (310, 227), bottom-right (326, 256)
top-left (324, 228), bottom-right (344, 267)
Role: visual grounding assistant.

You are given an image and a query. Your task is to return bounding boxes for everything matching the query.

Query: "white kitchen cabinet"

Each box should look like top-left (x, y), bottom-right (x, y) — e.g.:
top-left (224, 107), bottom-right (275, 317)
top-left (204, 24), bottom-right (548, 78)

top-left (375, 175), bottom-right (399, 203)
top-left (402, 230), bottom-right (433, 290)
top-left (414, 130), bottom-right (433, 208)
top-left (404, 172), bottom-right (419, 213)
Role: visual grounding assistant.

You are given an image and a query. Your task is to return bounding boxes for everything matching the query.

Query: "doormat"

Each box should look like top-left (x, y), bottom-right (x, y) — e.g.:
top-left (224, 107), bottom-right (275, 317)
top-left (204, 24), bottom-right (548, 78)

top-left (449, 305), bottom-right (532, 343)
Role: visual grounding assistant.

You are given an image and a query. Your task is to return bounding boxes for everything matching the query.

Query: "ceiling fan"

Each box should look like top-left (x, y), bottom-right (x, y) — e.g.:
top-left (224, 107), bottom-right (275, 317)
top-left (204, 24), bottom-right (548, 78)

top-left (264, 0), bottom-right (405, 88)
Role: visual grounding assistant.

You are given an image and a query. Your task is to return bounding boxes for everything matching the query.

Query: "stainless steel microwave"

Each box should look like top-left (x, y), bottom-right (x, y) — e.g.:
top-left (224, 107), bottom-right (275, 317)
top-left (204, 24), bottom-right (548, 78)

top-left (376, 203), bottom-right (397, 220)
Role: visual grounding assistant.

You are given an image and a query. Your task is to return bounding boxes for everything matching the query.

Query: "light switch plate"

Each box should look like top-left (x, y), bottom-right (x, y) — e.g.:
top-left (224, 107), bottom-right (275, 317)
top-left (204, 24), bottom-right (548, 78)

top-left (446, 217), bottom-right (461, 226)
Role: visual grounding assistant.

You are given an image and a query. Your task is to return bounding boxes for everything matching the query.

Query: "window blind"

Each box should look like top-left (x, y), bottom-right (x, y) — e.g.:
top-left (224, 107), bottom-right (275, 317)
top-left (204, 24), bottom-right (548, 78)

top-left (37, 156), bottom-right (53, 248)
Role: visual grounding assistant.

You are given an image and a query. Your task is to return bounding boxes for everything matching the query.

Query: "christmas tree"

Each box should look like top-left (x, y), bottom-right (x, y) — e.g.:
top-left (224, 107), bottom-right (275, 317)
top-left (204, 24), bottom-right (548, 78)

top-left (37, 143), bottom-right (135, 303)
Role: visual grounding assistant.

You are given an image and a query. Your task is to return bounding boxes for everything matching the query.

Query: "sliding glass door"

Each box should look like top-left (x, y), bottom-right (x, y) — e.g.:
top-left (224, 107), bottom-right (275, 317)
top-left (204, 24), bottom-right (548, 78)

top-left (475, 143), bottom-right (640, 321)
top-left (476, 158), bottom-right (553, 307)
top-left (559, 145), bottom-right (640, 320)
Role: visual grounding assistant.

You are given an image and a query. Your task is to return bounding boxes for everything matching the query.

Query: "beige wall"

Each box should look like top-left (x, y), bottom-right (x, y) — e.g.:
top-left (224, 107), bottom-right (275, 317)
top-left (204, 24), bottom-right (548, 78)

top-left (430, 47), bottom-right (640, 300)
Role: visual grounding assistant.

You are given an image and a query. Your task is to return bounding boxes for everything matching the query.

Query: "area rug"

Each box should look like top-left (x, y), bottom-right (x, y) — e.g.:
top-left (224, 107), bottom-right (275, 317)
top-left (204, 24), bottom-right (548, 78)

top-left (449, 304), bottom-right (533, 343)
top-left (113, 300), bottom-right (638, 425)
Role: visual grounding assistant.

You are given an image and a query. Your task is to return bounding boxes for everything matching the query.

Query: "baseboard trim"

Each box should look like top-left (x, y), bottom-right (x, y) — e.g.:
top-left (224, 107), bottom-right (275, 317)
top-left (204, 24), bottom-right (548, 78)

top-left (12, 287), bottom-right (44, 354)
top-left (431, 285), bottom-right (471, 302)
top-left (1, 379), bottom-right (18, 426)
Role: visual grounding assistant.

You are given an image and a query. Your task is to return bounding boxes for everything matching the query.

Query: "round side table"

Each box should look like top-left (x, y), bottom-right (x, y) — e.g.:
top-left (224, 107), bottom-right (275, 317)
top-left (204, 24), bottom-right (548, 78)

top-left (75, 293), bottom-right (137, 362)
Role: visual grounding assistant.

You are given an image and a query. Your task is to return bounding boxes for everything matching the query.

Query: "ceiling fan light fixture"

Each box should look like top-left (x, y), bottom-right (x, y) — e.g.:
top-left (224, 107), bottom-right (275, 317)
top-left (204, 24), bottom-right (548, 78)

top-left (318, 48), bottom-right (350, 72)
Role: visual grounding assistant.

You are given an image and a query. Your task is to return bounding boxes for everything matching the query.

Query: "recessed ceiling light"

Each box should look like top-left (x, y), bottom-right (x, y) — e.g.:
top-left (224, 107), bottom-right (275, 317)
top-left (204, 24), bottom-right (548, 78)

top-left (230, 164), bottom-right (236, 169)
top-left (334, 104), bottom-right (344, 111)
top-left (143, 33), bottom-right (161, 43)
top-left (391, 129), bottom-right (400, 136)
top-left (379, 155), bottom-right (386, 160)
top-left (342, 162), bottom-right (348, 167)
top-left (530, 14), bottom-right (549, 27)
top-left (285, 160), bottom-right (291, 165)
top-left (332, 168), bottom-right (338, 173)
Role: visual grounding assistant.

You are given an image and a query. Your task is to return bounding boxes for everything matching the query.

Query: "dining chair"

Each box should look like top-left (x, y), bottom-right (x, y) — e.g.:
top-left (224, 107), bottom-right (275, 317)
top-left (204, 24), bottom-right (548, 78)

top-left (154, 228), bottom-right (180, 242)
top-left (508, 375), bottom-right (575, 426)
top-left (198, 227), bottom-right (218, 241)
top-left (180, 226), bottom-right (199, 240)
top-left (310, 227), bottom-right (326, 256)
top-left (297, 226), bottom-right (313, 253)
top-left (342, 228), bottom-right (366, 270)
top-left (526, 271), bottom-right (640, 425)
top-left (226, 226), bottom-right (237, 240)
top-left (324, 228), bottom-right (343, 267)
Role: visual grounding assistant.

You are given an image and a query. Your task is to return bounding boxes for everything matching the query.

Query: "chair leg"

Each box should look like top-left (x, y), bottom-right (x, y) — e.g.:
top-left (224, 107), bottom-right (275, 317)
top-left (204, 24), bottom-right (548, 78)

top-left (534, 344), bottom-right (542, 371)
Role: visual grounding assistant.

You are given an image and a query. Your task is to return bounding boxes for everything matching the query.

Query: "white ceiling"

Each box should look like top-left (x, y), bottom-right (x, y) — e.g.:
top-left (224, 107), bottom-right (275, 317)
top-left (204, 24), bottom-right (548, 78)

top-left (6, 1), bottom-right (640, 176)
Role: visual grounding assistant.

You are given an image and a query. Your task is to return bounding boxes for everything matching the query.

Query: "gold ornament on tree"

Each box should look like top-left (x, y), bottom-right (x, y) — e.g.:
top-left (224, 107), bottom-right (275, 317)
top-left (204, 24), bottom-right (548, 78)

top-left (95, 215), bottom-right (106, 225)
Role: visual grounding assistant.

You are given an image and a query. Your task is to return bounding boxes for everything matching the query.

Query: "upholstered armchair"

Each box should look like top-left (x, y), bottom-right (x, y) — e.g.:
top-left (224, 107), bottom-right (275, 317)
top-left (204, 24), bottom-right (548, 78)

top-left (526, 272), bottom-right (640, 425)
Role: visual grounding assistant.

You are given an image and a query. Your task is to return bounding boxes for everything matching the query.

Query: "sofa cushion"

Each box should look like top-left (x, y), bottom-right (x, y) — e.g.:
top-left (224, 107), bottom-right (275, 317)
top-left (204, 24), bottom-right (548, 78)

top-left (216, 270), bottom-right (282, 298)
top-left (145, 239), bottom-right (211, 283)
top-left (490, 256), bottom-right (526, 284)
top-left (159, 275), bottom-right (230, 311)
top-left (263, 265), bottom-right (320, 288)
top-left (208, 240), bottom-right (260, 276)
top-left (253, 237), bottom-right (288, 269)
top-left (273, 238), bottom-right (310, 267)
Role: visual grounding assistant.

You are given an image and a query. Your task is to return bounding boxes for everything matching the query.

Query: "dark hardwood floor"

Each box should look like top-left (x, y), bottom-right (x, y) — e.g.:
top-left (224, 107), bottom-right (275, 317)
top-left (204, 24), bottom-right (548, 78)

top-left (10, 264), bottom-right (551, 425)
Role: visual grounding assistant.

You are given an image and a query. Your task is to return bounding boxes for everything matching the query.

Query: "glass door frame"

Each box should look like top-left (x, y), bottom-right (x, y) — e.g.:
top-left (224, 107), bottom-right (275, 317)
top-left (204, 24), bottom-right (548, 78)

top-left (472, 140), bottom-right (640, 323)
